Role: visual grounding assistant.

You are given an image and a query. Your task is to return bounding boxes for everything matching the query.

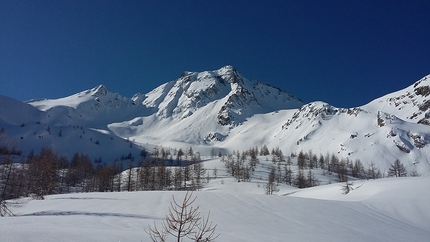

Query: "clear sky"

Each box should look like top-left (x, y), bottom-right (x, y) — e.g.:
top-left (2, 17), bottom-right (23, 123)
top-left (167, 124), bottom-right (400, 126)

top-left (1, 0), bottom-right (429, 108)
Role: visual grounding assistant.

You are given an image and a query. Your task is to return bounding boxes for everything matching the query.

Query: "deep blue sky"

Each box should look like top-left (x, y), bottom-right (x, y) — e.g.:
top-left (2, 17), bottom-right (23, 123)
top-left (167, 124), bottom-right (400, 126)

top-left (1, 1), bottom-right (429, 108)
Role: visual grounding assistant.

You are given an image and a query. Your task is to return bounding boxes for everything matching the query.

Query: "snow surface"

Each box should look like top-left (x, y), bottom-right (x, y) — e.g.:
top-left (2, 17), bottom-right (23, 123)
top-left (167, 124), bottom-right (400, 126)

top-left (1, 176), bottom-right (429, 241)
top-left (0, 95), bottom-right (45, 125)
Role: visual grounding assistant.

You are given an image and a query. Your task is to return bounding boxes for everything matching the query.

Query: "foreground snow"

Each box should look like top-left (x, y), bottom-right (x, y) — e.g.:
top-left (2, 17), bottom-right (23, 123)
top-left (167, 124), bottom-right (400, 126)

top-left (1, 177), bottom-right (429, 242)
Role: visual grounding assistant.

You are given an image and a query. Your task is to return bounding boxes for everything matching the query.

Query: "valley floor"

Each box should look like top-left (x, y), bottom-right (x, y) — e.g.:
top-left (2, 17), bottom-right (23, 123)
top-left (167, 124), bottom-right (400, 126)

top-left (1, 177), bottom-right (429, 242)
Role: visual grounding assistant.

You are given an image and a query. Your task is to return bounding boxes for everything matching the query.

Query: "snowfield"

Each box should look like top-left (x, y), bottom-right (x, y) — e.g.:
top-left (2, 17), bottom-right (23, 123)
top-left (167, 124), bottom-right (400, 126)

top-left (1, 176), bottom-right (429, 242)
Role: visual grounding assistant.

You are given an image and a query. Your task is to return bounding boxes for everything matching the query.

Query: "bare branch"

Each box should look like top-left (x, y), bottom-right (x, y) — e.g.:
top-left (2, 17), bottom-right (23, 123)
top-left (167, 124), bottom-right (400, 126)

top-left (191, 211), bottom-right (220, 242)
top-left (145, 191), bottom-right (219, 241)
top-left (145, 221), bottom-right (168, 242)
top-left (0, 200), bottom-right (14, 217)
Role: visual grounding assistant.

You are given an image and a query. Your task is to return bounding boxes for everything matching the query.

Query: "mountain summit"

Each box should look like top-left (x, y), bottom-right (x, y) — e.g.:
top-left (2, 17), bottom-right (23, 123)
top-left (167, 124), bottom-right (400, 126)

top-left (1, 66), bottom-right (429, 175)
top-left (141, 65), bottom-right (304, 125)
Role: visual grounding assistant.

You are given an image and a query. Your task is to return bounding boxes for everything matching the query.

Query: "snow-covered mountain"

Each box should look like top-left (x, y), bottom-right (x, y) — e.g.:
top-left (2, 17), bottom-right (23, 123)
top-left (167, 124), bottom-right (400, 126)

top-left (363, 74), bottom-right (430, 124)
top-left (0, 87), bottom-right (147, 162)
top-left (0, 95), bottom-right (46, 125)
top-left (28, 84), bottom-right (150, 128)
top-left (1, 66), bottom-right (429, 175)
top-left (108, 65), bottom-right (304, 146)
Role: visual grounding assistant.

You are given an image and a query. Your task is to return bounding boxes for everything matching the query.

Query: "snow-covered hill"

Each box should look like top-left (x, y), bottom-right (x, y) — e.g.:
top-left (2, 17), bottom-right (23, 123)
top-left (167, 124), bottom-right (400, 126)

top-left (0, 95), bottom-right (46, 125)
top-left (1, 66), bottom-right (429, 175)
top-left (0, 86), bottom-right (147, 161)
top-left (272, 101), bottom-right (430, 175)
top-left (28, 84), bottom-right (150, 128)
top-left (363, 74), bottom-right (430, 124)
top-left (1, 176), bottom-right (429, 241)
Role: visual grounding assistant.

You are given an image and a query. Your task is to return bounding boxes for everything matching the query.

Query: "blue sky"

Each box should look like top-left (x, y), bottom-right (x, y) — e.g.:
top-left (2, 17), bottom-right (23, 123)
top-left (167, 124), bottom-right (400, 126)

top-left (1, 0), bottom-right (429, 108)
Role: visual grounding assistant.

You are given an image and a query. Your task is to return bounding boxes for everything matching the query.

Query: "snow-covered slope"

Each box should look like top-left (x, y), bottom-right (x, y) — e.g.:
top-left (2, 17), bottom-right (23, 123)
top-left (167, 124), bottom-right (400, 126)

top-left (0, 92), bottom-right (144, 162)
top-left (284, 102), bottom-right (430, 174)
top-left (1, 176), bottom-right (429, 241)
top-left (109, 65), bottom-right (304, 146)
top-left (28, 85), bottom-right (150, 128)
top-left (1, 66), bottom-right (429, 175)
top-left (140, 65), bottom-right (303, 124)
top-left (0, 95), bottom-right (46, 125)
top-left (363, 74), bottom-right (430, 124)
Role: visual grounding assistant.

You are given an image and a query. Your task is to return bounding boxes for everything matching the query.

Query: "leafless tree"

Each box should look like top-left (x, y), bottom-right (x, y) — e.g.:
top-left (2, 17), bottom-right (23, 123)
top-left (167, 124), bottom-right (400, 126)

top-left (146, 191), bottom-right (219, 242)
top-left (0, 154), bottom-right (15, 216)
top-left (294, 170), bottom-right (307, 188)
top-left (28, 147), bottom-right (58, 199)
top-left (0, 138), bottom-right (19, 216)
top-left (0, 199), bottom-right (14, 216)
top-left (342, 181), bottom-right (353, 195)
top-left (265, 167), bottom-right (279, 195)
top-left (367, 161), bottom-right (382, 180)
top-left (388, 159), bottom-right (407, 177)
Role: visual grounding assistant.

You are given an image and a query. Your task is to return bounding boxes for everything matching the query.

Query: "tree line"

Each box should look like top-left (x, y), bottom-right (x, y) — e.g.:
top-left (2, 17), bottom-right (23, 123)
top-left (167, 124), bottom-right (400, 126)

top-left (219, 146), bottom-right (412, 195)
top-left (0, 138), bottom-right (414, 216)
top-left (0, 143), bottom-right (210, 216)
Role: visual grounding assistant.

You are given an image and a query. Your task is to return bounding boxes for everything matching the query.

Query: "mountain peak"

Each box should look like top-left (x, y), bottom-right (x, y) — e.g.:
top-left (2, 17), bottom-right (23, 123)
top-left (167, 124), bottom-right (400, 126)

top-left (218, 65), bottom-right (236, 72)
top-left (215, 65), bottom-right (242, 84)
top-left (90, 84), bottom-right (108, 96)
top-left (140, 65), bottom-right (304, 124)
